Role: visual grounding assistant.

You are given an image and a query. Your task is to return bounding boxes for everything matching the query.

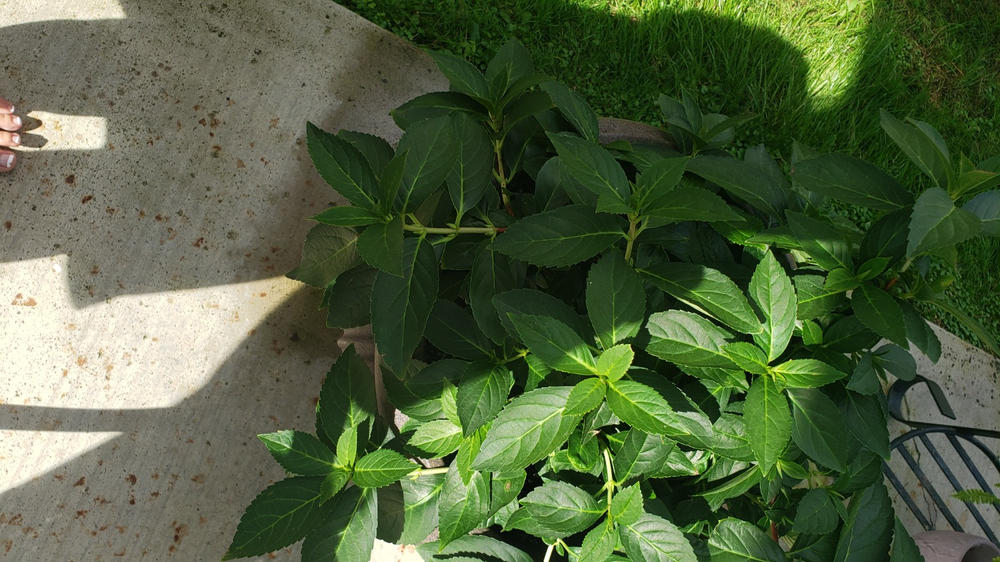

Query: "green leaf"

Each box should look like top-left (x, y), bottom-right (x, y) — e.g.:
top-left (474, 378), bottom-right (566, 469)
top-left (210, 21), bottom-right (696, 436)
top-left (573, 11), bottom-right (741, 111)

top-left (697, 467), bottom-right (763, 511)
top-left (353, 449), bottom-right (417, 488)
top-left (490, 470), bottom-right (526, 516)
top-left (319, 468), bottom-right (350, 503)
top-left (787, 388), bottom-right (848, 471)
top-left (522, 481), bottom-right (603, 536)
top-left (396, 115), bottom-right (458, 212)
top-left (890, 517), bottom-right (924, 562)
top-left (794, 274), bottom-right (848, 321)
top-left (399, 472), bottom-right (445, 545)
top-left (224, 476), bottom-right (327, 560)
top-left (473, 386), bottom-right (582, 471)
top-left (509, 313), bottom-right (598, 375)
top-left (749, 251), bottom-right (797, 361)
top-left (873, 344), bottom-right (916, 381)
top-left (925, 298), bottom-right (1000, 356)
top-left (606, 379), bottom-right (684, 437)
top-left (640, 263), bottom-right (761, 334)
top-left (425, 300), bottom-right (494, 361)
top-left (645, 310), bottom-right (737, 368)
top-left (306, 122), bottom-right (378, 210)
top-left (596, 344), bottom-right (634, 382)
top-left (744, 376), bottom-right (791, 474)
top-left (833, 482), bottom-right (893, 562)
top-left (357, 215), bottom-right (404, 276)
top-left (772, 359), bottom-right (848, 388)
top-left (801, 320), bottom-right (823, 347)
top-left (504, 507), bottom-right (558, 540)
top-left (613, 429), bottom-right (677, 481)
top-left (787, 211), bottom-right (853, 272)
top-left (645, 185), bottom-right (743, 224)
top-left (325, 266), bottom-right (376, 329)
top-left (410, 419), bottom-right (463, 457)
top-left (258, 431), bottom-right (336, 476)
top-left (900, 301), bottom-right (941, 362)
top-left (287, 224), bottom-right (360, 288)
top-left (860, 209), bottom-right (909, 264)
top-left (847, 352), bottom-right (880, 395)
top-left (300, 486), bottom-right (377, 562)
top-left (419, 535), bottom-right (533, 562)
top-left (493, 204), bottom-right (624, 267)
top-left (851, 283), bottom-right (908, 348)
top-left (580, 523), bottom-right (618, 562)
top-left (335, 423), bottom-right (363, 469)
top-left (793, 489), bottom-right (839, 535)
top-left (856, 257), bottom-right (891, 281)
top-left (964, 190), bottom-right (1000, 236)
top-left (372, 236), bottom-right (439, 374)
top-left (337, 130), bottom-right (393, 178)
top-left (547, 132), bottom-right (631, 212)
top-left (311, 205), bottom-right (380, 227)
top-left (455, 426), bottom-right (487, 484)
top-left (316, 345), bottom-right (376, 445)
top-left (845, 391), bottom-right (891, 460)
top-left (611, 484), bottom-right (644, 526)
top-left (687, 154), bottom-right (788, 217)
top-left (494, 288), bottom-right (589, 341)
top-left (634, 156), bottom-right (687, 212)
top-left (792, 153), bottom-right (912, 210)
top-left (447, 114), bottom-right (493, 215)
top-left (566, 378), bottom-right (607, 416)
top-left (825, 268), bottom-right (860, 292)
top-left (907, 187), bottom-right (981, 257)
top-left (438, 465), bottom-right (490, 547)
top-left (722, 342), bottom-right (770, 375)
top-left (383, 359), bottom-right (462, 422)
top-left (430, 50), bottom-right (490, 101)
top-left (457, 361), bottom-right (514, 435)
top-left (502, 90), bottom-right (554, 135)
top-left (587, 252), bottom-right (647, 349)
top-left (486, 38), bottom-right (535, 101)
top-left (391, 91), bottom-right (486, 130)
top-left (620, 513), bottom-right (698, 562)
top-left (470, 245), bottom-right (526, 343)
top-left (880, 110), bottom-right (951, 188)
top-left (541, 81), bottom-right (599, 142)
top-left (708, 517), bottom-right (786, 561)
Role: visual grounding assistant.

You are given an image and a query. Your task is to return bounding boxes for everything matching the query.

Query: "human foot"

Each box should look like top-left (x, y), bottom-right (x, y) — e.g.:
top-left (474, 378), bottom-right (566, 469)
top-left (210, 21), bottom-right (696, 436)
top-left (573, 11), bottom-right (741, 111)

top-left (0, 96), bottom-right (22, 172)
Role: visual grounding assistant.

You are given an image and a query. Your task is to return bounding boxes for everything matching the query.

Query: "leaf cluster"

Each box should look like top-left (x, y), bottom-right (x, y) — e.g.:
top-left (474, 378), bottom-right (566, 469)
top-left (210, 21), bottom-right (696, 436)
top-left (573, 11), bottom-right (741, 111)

top-left (227, 40), bottom-right (1000, 561)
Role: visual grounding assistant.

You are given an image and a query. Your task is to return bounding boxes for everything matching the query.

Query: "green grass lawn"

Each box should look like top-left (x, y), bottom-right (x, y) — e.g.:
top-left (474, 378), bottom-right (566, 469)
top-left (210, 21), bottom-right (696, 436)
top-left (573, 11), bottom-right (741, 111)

top-left (343, 0), bottom-right (1000, 351)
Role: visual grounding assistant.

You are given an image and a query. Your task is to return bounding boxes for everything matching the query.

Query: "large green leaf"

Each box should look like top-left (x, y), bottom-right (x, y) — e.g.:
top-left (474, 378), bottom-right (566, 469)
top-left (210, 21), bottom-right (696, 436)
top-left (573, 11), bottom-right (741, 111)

top-left (749, 251), bottom-right (796, 361)
top-left (794, 274), bottom-right (848, 321)
top-left (306, 122), bottom-right (378, 209)
top-left (493, 205), bottom-right (624, 267)
top-left (786, 388), bottom-right (848, 471)
top-left (907, 187), bottom-right (981, 256)
top-left (580, 523), bottom-right (618, 562)
top-left (596, 344), bottom-right (633, 382)
top-left (494, 288), bottom-right (590, 340)
top-left (324, 265), bottom-right (376, 329)
top-left (851, 283), bottom-right (908, 348)
top-left (687, 154), bottom-right (788, 217)
top-left (490, 469), bottom-right (526, 516)
top-left (372, 236), bottom-right (439, 374)
top-left (845, 391), bottom-right (891, 460)
top-left (311, 205), bottom-right (380, 227)
top-left (793, 489), bottom-right (839, 535)
top-left (880, 110), bottom-right (951, 188)
top-left (521, 481), bottom-right (603, 536)
top-left (606, 379), bottom-right (693, 438)
top-left (744, 376), bottom-right (791, 474)
top-left (418, 535), bottom-right (533, 562)
top-left (287, 224), bottom-right (360, 288)
top-left (644, 184), bottom-right (743, 224)
top-left (391, 91), bottom-right (486, 130)
top-left (383, 359), bottom-right (462, 422)
top-left (258, 431), bottom-right (337, 477)
top-left (641, 262), bottom-right (761, 334)
top-left (565, 378), bottom-right (607, 416)
top-left (429, 50), bottom-right (490, 101)
top-left (509, 313), bottom-right (598, 375)
top-left (772, 359), bottom-right (847, 388)
top-left (337, 130), bottom-right (394, 179)
top-left (438, 465), bottom-right (490, 547)
top-left (708, 518), bottom-right (786, 561)
top-left (447, 114), bottom-right (493, 215)
top-left (611, 484), bottom-right (645, 526)
top-left (457, 361), bottom-right (514, 435)
top-left (473, 387), bottom-right (581, 471)
top-left (697, 467), bottom-right (763, 511)
top-left (613, 429), bottom-right (677, 482)
top-left (399, 473), bottom-right (445, 545)
top-left (316, 345), bottom-right (376, 445)
top-left (547, 132), bottom-right (631, 212)
top-left (300, 486), bottom-right (377, 562)
top-left (541, 81), bottom-right (599, 142)
top-left (353, 449), bottom-right (418, 488)
top-left (469, 245), bottom-right (526, 343)
top-left (900, 301), bottom-right (941, 362)
top-left (223, 476), bottom-right (327, 560)
top-left (357, 215), bottom-right (404, 276)
top-left (833, 482), bottom-right (893, 562)
top-left (620, 513), bottom-right (698, 562)
top-left (425, 300), bottom-right (494, 361)
top-left (635, 156), bottom-right (687, 212)
top-left (645, 310), bottom-right (737, 368)
top-left (792, 153), bottom-right (912, 210)
top-left (396, 115), bottom-right (458, 212)
top-left (787, 212), bottom-right (853, 272)
top-left (964, 190), bottom-right (1000, 236)
top-left (409, 419), bottom-right (463, 457)
top-left (486, 38), bottom-right (535, 101)
top-left (587, 252), bottom-right (646, 349)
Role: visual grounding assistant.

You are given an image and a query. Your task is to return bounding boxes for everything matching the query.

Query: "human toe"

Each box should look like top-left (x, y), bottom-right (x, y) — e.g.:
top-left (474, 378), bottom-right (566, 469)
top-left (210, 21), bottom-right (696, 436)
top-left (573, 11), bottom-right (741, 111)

top-left (0, 150), bottom-right (16, 171)
top-left (0, 131), bottom-right (20, 147)
top-left (0, 112), bottom-right (22, 132)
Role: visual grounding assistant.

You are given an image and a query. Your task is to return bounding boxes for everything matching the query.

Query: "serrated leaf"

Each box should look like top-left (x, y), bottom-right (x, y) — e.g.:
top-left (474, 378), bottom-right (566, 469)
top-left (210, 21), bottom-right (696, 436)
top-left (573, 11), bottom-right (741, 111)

top-left (772, 359), bottom-right (847, 388)
top-left (792, 153), bottom-right (912, 210)
top-left (522, 481), bottom-right (603, 536)
top-left (587, 252), bottom-right (646, 349)
top-left (611, 484), bottom-right (644, 525)
top-left (486, 38), bottom-right (534, 101)
top-left (566, 378), bottom-right (607, 416)
top-left (337, 130), bottom-right (393, 178)
top-left (900, 301), bottom-right (941, 362)
top-left (723, 342), bottom-right (770, 375)
top-left (794, 274), bottom-right (848, 321)
top-left (787, 211), bottom-right (853, 272)
top-left (357, 215), bottom-right (404, 276)
top-left (325, 266), bottom-right (376, 329)
top-left (470, 245), bottom-right (527, 343)
top-left (396, 115), bottom-right (458, 212)
top-left (860, 209), bottom-right (909, 264)
top-left (596, 344), bottom-right (634, 382)
top-left (455, 426), bottom-right (487, 484)
top-left (635, 156), bottom-right (687, 212)
top-left (430, 50), bottom-right (490, 101)
top-left (306, 122), bottom-right (378, 209)
top-left (447, 114), bottom-right (493, 215)
top-left (880, 110), bottom-right (951, 188)
top-left (641, 263), bottom-right (761, 334)
top-left (410, 419), bottom-right (463, 456)
top-left (300, 486), bottom-right (377, 562)
top-left (847, 352), bottom-right (880, 396)
top-left (509, 313), bottom-right (598, 375)
top-left (319, 468), bottom-right (350, 502)
top-left (504, 506), bottom-right (559, 539)
top-left (606, 379), bottom-right (686, 437)
top-left (873, 344), bottom-right (916, 381)
top-left (580, 523), bottom-right (617, 562)
top-left (745, 376), bottom-right (791, 474)
top-left (399, 472), bottom-right (446, 545)
top-left (494, 288), bottom-right (589, 340)
top-left (907, 187), bottom-right (981, 256)
top-left (647, 184), bottom-right (744, 225)
top-left (645, 310), bottom-right (738, 368)
top-left (547, 132), bottom-right (631, 212)
top-left (372, 236), bottom-right (439, 374)
top-left (620, 513), bottom-right (698, 562)
top-left (224, 476), bottom-right (327, 560)
top-left (613, 429), bottom-right (677, 481)
top-left (493, 205), bottom-right (624, 267)
top-left (335, 423), bottom-right (363, 468)
top-left (964, 190), bottom-right (1000, 236)
top-left (708, 517), bottom-right (786, 561)
top-left (419, 535), bottom-right (533, 562)
top-left (258, 430), bottom-right (336, 476)
top-left (687, 154), bottom-right (787, 217)
top-left (316, 345), bottom-right (375, 445)
top-left (787, 388), bottom-right (847, 471)
top-left (490, 470), bottom-right (526, 516)
top-left (287, 224), bottom-right (360, 288)
top-left (392, 91), bottom-right (485, 131)
top-left (353, 449), bottom-right (418, 488)
top-left (793, 489), bottom-right (839, 534)
top-left (749, 251), bottom-right (797, 361)
top-left (845, 391), bottom-right (891, 460)
top-left (458, 361), bottom-right (514, 435)
top-left (383, 359), bottom-right (462, 422)
top-left (438, 465), bottom-right (490, 547)
top-left (425, 300), bottom-right (495, 361)
top-left (312, 205), bottom-right (380, 227)
top-left (473, 387), bottom-right (582, 471)
top-left (697, 467), bottom-right (763, 511)
top-left (824, 268), bottom-right (859, 292)
top-left (541, 81), bottom-right (599, 141)
top-left (833, 482), bottom-right (893, 562)
top-left (851, 283), bottom-right (908, 348)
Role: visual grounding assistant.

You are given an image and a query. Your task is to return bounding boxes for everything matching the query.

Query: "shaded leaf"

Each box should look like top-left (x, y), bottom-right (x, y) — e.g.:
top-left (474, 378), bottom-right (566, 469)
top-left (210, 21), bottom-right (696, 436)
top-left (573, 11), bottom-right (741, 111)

top-left (438, 466), bottom-right (490, 547)
top-left (907, 187), bottom-right (980, 257)
top-left (845, 391), bottom-right (890, 460)
top-left (509, 313), bottom-right (598, 375)
top-left (541, 81), bottom-right (599, 141)
top-left (425, 300), bottom-right (495, 361)
top-left (470, 245), bottom-right (526, 343)
top-left (547, 132), bottom-right (630, 212)
top-left (964, 190), bottom-right (1000, 236)
top-left (372, 237), bottom-right (439, 374)
top-left (325, 265), bottom-right (376, 329)
top-left (749, 251), bottom-right (797, 361)
top-left (306, 122), bottom-right (378, 209)
top-left (258, 431), bottom-right (336, 476)
top-left (792, 153), bottom-right (912, 210)
top-left (787, 388), bottom-right (848, 471)
top-left (851, 283), bottom-right (908, 348)
top-left (316, 345), bottom-right (376, 445)
top-left (744, 376), bottom-right (791, 474)
top-left (587, 252), bottom-right (646, 349)
top-left (312, 205), bottom-right (380, 227)
top-left (787, 211), bottom-right (853, 272)
top-left (447, 114), bottom-right (493, 214)
top-left (833, 482), bottom-right (893, 562)
top-left (793, 489), bottom-right (839, 535)
top-left (687, 154), bottom-right (787, 216)
top-left (224, 477), bottom-right (327, 560)
top-left (493, 205), bottom-right (624, 267)
top-left (357, 215), bottom-right (404, 276)
top-left (397, 115), bottom-right (458, 212)
top-left (287, 224), bottom-right (360, 288)
top-left (457, 361), bottom-right (514, 435)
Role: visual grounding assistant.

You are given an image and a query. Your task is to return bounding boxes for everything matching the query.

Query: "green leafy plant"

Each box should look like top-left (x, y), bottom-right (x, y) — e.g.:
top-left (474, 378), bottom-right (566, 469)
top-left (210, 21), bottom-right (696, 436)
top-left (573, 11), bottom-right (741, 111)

top-left (225, 40), bottom-right (1000, 561)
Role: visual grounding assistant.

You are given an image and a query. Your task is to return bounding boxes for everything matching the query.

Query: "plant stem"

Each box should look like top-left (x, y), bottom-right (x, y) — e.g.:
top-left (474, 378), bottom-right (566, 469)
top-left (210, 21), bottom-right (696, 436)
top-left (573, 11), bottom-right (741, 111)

top-left (543, 543), bottom-right (554, 562)
top-left (624, 215), bottom-right (639, 263)
top-left (403, 223), bottom-right (501, 236)
top-left (493, 138), bottom-right (514, 216)
top-left (602, 446), bottom-right (615, 521)
top-left (409, 466), bottom-right (450, 479)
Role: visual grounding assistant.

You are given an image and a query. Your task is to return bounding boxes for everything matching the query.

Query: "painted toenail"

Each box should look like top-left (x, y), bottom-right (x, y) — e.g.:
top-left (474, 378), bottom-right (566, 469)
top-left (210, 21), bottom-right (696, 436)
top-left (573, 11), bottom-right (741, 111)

top-left (11, 134), bottom-right (19, 145)
top-left (1, 154), bottom-right (13, 168)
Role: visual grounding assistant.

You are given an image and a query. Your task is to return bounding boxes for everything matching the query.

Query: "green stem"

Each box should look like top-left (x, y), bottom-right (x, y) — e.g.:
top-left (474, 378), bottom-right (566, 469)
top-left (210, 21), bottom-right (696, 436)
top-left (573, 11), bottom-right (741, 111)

top-left (602, 446), bottom-right (615, 524)
top-left (409, 466), bottom-right (449, 479)
top-left (557, 538), bottom-right (578, 560)
top-left (403, 223), bottom-right (500, 236)
top-left (624, 215), bottom-right (639, 264)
